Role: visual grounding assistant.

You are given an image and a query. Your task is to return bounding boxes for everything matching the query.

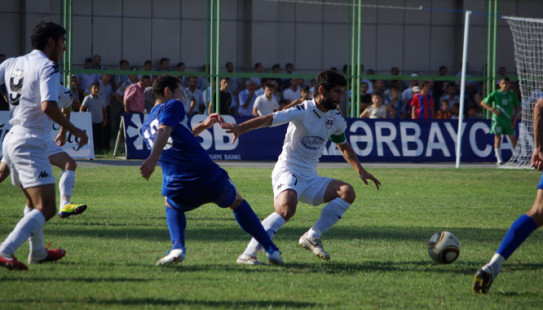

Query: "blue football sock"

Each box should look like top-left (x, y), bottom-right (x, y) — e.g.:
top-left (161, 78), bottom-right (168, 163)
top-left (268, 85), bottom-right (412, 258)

top-left (233, 200), bottom-right (277, 252)
top-left (497, 214), bottom-right (538, 260)
top-left (165, 206), bottom-right (186, 250)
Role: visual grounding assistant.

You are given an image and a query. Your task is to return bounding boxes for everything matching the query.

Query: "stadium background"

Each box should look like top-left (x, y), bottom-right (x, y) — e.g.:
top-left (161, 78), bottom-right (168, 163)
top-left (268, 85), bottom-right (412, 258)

top-left (1, 0), bottom-right (543, 75)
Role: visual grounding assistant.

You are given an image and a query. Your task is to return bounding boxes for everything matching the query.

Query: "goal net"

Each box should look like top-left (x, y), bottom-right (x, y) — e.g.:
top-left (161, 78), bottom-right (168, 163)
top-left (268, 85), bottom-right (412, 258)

top-left (502, 16), bottom-right (543, 168)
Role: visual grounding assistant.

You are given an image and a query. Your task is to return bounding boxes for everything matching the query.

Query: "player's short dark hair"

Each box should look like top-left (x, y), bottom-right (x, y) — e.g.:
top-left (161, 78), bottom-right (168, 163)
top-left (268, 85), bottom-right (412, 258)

top-left (30, 21), bottom-right (66, 50)
top-left (314, 70), bottom-right (347, 97)
top-left (152, 75), bottom-right (182, 100)
top-left (90, 82), bottom-right (100, 88)
top-left (264, 82), bottom-right (274, 89)
top-left (501, 76), bottom-right (510, 82)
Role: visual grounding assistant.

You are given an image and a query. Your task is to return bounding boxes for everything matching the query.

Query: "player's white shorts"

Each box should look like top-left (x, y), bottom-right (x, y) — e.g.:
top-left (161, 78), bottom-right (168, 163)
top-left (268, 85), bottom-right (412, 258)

top-left (46, 140), bottom-right (65, 157)
top-left (272, 169), bottom-right (333, 206)
top-left (2, 130), bottom-right (55, 188)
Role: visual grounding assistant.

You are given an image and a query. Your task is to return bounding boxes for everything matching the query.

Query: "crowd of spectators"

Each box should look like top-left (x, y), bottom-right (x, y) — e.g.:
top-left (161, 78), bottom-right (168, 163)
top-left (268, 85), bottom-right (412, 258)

top-left (0, 52), bottom-right (524, 153)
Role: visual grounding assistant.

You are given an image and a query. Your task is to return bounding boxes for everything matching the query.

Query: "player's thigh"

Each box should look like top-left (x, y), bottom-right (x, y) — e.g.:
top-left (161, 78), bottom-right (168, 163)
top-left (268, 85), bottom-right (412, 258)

top-left (272, 171), bottom-right (300, 219)
top-left (298, 175), bottom-right (334, 206)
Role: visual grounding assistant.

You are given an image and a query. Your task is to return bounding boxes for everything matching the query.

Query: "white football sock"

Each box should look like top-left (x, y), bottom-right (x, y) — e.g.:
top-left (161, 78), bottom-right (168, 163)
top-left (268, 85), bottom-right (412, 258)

top-left (486, 253), bottom-right (506, 279)
top-left (59, 170), bottom-right (76, 207)
top-left (306, 198), bottom-right (351, 239)
top-left (242, 212), bottom-right (286, 257)
top-left (495, 148), bottom-right (503, 163)
top-left (0, 209), bottom-right (45, 257)
top-left (24, 206), bottom-right (46, 259)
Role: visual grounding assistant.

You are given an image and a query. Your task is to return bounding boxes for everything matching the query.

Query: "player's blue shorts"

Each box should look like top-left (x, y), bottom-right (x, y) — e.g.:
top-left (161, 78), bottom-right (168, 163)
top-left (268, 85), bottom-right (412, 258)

top-left (537, 171), bottom-right (543, 190)
top-left (165, 168), bottom-right (237, 212)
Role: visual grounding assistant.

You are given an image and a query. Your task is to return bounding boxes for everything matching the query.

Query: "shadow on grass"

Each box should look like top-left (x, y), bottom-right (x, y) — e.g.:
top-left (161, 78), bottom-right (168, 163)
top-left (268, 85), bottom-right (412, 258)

top-left (2, 297), bottom-right (319, 308)
top-left (44, 224), bottom-right (541, 245)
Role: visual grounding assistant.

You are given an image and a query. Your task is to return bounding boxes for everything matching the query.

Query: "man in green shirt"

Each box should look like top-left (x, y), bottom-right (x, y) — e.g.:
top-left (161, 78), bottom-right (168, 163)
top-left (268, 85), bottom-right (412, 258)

top-left (480, 77), bottom-right (521, 165)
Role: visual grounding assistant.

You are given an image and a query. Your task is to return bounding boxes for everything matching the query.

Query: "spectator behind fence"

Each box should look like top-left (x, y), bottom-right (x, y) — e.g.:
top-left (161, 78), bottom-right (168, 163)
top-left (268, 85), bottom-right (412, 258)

top-left (282, 78), bottom-right (302, 103)
top-left (182, 76), bottom-right (204, 115)
top-left (253, 82), bottom-right (279, 116)
top-left (124, 75), bottom-right (151, 114)
top-left (385, 87), bottom-right (406, 119)
top-left (410, 81), bottom-right (434, 120)
top-left (435, 99), bottom-right (452, 119)
top-left (77, 58), bottom-right (99, 94)
top-left (70, 75), bottom-right (82, 111)
top-left (114, 59), bottom-right (130, 90)
top-left (207, 77), bottom-right (232, 115)
top-left (92, 54), bottom-right (102, 69)
top-left (250, 62), bottom-right (263, 88)
top-left (80, 82), bottom-right (107, 152)
top-left (360, 93), bottom-right (389, 119)
top-left (238, 80), bottom-right (258, 116)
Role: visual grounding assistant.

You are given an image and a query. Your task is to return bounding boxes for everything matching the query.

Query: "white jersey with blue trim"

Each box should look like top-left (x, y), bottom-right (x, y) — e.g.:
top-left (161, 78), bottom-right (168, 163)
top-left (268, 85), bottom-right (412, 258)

top-left (0, 50), bottom-right (60, 138)
top-left (271, 99), bottom-right (346, 177)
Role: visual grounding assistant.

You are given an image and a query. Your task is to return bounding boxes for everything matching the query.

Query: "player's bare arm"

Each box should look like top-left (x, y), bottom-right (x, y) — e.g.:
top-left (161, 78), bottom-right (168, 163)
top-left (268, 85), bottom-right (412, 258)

top-left (192, 113), bottom-right (224, 137)
top-left (55, 106), bottom-right (71, 146)
top-left (532, 98), bottom-right (543, 170)
top-left (480, 100), bottom-right (501, 116)
top-left (337, 142), bottom-right (381, 190)
top-left (221, 114), bottom-right (274, 143)
top-left (42, 100), bottom-right (88, 147)
top-left (140, 124), bottom-right (172, 180)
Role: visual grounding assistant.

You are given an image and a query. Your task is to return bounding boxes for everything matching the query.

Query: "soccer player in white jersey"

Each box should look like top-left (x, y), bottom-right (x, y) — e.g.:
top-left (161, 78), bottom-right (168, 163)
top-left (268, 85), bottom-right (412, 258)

top-left (0, 85), bottom-right (88, 218)
top-left (0, 21), bottom-right (88, 270)
top-left (222, 70), bottom-right (381, 264)
top-left (473, 94), bottom-right (543, 294)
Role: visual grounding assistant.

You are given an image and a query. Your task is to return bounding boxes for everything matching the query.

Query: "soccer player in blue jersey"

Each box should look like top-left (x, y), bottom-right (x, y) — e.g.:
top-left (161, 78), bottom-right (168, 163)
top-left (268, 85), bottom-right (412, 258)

top-left (139, 75), bottom-right (283, 266)
top-left (473, 94), bottom-right (543, 293)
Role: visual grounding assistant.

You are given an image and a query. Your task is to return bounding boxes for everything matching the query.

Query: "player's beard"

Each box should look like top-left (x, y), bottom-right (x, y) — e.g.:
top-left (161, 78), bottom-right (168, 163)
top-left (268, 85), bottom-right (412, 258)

top-left (321, 96), bottom-right (339, 110)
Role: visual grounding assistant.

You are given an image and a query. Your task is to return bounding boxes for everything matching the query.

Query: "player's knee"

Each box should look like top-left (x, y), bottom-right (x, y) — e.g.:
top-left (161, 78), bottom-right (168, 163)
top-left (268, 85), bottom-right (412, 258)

top-left (339, 184), bottom-right (356, 204)
top-left (41, 205), bottom-right (57, 221)
top-left (65, 158), bottom-right (77, 171)
top-left (276, 204), bottom-right (296, 221)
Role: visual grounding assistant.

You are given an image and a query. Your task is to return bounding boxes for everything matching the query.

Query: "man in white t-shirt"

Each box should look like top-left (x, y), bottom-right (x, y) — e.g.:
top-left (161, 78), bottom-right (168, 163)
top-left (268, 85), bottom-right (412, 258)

top-left (252, 82), bottom-right (279, 116)
top-left (222, 70), bottom-right (381, 264)
top-left (0, 21), bottom-right (88, 271)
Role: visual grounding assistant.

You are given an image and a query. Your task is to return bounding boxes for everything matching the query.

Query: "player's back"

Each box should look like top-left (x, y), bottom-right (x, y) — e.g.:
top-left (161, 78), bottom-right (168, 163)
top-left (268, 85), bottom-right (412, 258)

top-left (0, 50), bottom-right (60, 136)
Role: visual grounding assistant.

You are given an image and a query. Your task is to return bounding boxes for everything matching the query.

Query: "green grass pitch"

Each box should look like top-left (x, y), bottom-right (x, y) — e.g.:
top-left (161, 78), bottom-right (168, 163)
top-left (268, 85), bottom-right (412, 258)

top-left (1, 165), bottom-right (543, 309)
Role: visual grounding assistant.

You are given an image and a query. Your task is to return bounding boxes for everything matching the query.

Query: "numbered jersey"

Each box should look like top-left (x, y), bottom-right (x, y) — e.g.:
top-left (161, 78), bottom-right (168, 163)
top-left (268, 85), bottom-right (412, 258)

top-left (141, 99), bottom-right (220, 195)
top-left (271, 99), bottom-right (347, 177)
top-left (0, 50), bottom-right (60, 136)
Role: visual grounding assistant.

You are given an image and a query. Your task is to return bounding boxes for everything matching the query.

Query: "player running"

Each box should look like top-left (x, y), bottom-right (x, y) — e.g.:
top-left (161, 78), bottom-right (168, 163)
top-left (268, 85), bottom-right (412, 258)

top-left (0, 21), bottom-right (88, 270)
top-left (222, 70), bottom-right (381, 265)
top-left (0, 84), bottom-right (87, 218)
top-left (473, 94), bottom-right (543, 294)
top-left (140, 75), bottom-right (283, 266)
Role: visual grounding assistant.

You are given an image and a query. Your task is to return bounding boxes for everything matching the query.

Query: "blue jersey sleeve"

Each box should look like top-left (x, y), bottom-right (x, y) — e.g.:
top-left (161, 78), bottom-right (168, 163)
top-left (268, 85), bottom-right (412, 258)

top-left (160, 99), bottom-right (187, 130)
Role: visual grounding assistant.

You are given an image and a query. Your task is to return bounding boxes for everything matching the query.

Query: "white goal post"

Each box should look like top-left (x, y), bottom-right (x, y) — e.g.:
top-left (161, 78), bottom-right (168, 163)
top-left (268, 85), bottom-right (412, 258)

top-left (500, 16), bottom-right (543, 168)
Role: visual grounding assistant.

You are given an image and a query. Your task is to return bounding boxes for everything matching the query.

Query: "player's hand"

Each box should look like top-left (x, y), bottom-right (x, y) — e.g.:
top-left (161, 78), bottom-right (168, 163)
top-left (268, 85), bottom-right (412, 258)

top-left (220, 123), bottom-right (241, 144)
top-left (531, 148), bottom-right (543, 171)
top-left (140, 158), bottom-right (156, 180)
top-left (359, 169), bottom-right (381, 190)
top-left (0, 161), bottom-right (10, 184)
top-left (54, 132), bottom-right (67, 147)
top-left (493, 108), bottom-right (501, 116)
top-left (71, 127), bottom-right (89, 147)
top-left (203, 113), bottom-right (224, 129)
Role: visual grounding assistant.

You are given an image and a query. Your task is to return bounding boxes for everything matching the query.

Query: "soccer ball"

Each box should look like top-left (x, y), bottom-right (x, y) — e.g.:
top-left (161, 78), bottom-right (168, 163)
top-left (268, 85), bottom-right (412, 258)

top-left (428, 231), bottom-right (461, 264)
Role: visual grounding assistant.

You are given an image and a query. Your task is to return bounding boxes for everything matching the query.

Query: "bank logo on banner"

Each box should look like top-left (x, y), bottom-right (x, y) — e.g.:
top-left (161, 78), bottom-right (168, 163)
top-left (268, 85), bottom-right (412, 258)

top-left (0, 111), bottom-right (94, 159)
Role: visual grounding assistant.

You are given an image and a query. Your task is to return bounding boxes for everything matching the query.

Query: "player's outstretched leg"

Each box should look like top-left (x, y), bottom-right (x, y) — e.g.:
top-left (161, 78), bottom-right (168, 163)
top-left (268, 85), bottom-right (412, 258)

top-left (473, 214), bottom-right (538, 294)
top-left (58, 169), bottom-right (87, 218)
top-left (232, 200), bottom-right (283, 265)
top-left (237, 212), bottom-right (286, 265)
top-left (300, 197), bottom-right (351, 260)
top-left (0, 208), bottom-right (46, 271)
top-left (156, 206), bottom-right (186, 266)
